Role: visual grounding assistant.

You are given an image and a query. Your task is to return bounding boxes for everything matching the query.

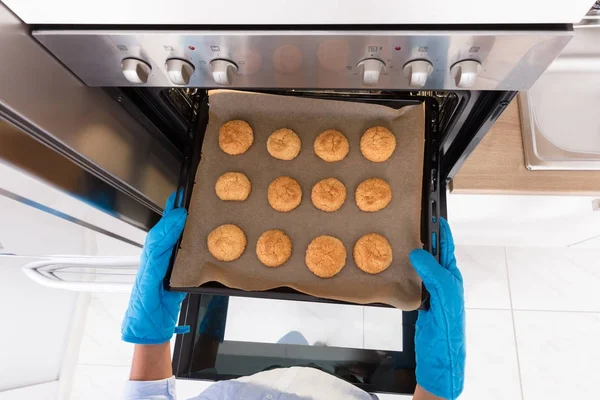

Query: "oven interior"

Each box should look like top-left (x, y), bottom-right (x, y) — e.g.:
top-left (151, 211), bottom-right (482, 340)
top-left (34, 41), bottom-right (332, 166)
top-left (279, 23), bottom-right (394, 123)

top-left (104, 86), bottom-right (515, 395)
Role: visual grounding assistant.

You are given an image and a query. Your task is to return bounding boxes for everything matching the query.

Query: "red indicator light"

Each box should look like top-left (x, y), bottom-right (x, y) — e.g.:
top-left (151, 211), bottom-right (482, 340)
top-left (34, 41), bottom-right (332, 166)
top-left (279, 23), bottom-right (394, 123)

top-left (394, 46), bottom-right (401, 51)
top-left (188, 46), bottom-right (195, 51)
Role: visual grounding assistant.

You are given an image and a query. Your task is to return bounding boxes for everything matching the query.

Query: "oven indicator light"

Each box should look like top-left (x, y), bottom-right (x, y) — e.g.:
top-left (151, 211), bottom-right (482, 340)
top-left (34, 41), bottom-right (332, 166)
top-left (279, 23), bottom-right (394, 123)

top-left (394, 46), bottom-right (401, 51)
top-left (188, 45), bottom-right (196, 51)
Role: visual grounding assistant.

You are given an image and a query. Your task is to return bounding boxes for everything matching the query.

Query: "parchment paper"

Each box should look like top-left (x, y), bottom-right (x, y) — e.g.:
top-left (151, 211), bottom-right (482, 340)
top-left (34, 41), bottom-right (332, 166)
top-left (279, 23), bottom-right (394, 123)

top-left (171, 90), bottom-right (424, 310)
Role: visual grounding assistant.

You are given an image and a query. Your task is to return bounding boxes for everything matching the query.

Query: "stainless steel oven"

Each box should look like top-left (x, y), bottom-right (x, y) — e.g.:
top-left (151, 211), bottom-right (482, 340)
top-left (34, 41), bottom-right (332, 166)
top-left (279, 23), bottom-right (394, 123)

top-left (0, 0), bottom-right (587, 396)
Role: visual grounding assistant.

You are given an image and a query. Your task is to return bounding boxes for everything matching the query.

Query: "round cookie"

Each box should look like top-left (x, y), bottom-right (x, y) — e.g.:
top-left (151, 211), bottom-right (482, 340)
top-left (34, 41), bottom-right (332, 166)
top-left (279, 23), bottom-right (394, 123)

top-left (314, 129), bottom-right (349, 162)
top-left (219, 120), bottom-right (254, 155)
top-left (353, 233), bottom-right (393, 274)
top-left (215, 172), bottom-right (251, 201)
top-left (207, 224), bottom-right (247, 262)
top-left (311, 177), bottom-right (346, 212)
top-left (268, 176), bottom-right (302, 212)
top-left (360, 126), bottom-right (397, 162)
top-left (267, 128), bottom-right (301, 161)
top-left (305, 235), bottom-right (347, 278)
top-left (256, 229), bottom-right (292, 267)
top-left (355, 178), bottom-right (392, 212)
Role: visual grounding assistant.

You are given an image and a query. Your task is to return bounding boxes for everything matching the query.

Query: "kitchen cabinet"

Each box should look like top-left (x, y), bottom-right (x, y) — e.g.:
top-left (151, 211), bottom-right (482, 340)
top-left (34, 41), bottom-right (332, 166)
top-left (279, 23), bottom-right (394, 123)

top-left (451, 101), bottom-right (600, 195)
top-left (0, 257), bottom-right (77, 392)
top-left (3, 0), bottom-right (593, 25)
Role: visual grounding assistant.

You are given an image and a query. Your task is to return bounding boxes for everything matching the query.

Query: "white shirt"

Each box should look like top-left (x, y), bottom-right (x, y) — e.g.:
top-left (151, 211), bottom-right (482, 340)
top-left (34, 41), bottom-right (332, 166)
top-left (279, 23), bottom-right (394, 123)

top-left (124, 366), bottom-right (376, 400)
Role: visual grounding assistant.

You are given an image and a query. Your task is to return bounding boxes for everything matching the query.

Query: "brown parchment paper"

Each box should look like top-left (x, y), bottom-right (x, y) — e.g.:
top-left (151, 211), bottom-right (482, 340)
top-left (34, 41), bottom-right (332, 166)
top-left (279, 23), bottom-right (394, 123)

top-left (171, 90), bottom-right (424, 310)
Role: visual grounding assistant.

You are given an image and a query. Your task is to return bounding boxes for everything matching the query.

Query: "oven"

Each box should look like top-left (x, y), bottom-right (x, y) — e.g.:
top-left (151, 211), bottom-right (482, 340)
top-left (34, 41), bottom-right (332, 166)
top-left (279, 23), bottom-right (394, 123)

top-left (0, 0), bottom-right (587, 396)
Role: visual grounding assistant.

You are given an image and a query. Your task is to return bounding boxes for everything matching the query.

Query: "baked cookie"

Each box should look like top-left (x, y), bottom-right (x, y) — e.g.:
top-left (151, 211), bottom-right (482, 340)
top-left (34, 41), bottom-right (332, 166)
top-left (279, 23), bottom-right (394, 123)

top-left (353, 233), bottom-right (393, 274)
top-left (311, 177), bottom-right (346, 212)
top-left (355, 178), bottom-right (392, 212)
top-left (268, 176), bottom-right (302, 212)
top-left (207, 224), bottom-right (247, 262)
top-left (215, 172), bottom-right (251, 201)
top-left (305, 235), bottom-right (347, 278)
top-left (360, 126), bottom-right (396, 162)
top-left (219, 120), bottom-right (254, 155)
top-left (267, 128), bottom-right (301, 160)
top-left (256, 229), bottom-right (292, 267)
top-left (314, 129), bottom-right (349, 162)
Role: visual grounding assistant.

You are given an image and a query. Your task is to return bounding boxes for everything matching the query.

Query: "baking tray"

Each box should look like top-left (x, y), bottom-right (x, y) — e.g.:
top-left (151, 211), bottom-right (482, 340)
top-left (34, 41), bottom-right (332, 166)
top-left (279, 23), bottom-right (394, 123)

top-left (165, 91), bottom-right (441, 309)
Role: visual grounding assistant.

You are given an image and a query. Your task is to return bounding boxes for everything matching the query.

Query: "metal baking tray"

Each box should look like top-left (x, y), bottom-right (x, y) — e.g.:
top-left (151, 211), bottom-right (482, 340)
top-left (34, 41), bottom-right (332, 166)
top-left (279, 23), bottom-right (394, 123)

top-left (164, 91), bottom-right (441, 309)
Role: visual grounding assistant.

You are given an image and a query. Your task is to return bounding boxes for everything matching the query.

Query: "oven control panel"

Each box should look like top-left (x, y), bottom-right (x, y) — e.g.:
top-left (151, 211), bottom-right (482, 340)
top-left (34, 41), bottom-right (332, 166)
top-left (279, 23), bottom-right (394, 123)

top-left (33, 29), bottom-right (572, 90)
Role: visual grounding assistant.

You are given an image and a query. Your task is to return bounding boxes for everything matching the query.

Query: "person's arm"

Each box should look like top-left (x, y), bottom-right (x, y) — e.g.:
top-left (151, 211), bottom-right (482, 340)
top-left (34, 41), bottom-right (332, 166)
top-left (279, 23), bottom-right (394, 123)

top-left (120, 192), bottom-right (189, 399)
top-left (124, 342), bottom-right (179, 400)
top-left (413, 384), bottom-right (444, 400)
top-left (130, 343), bottom-right (173, 381)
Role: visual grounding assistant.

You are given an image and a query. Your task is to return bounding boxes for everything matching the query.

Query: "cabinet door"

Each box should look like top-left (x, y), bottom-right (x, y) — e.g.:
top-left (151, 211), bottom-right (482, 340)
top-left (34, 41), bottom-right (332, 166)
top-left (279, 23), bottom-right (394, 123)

top-left (447, 194), bottom-right (600, 248)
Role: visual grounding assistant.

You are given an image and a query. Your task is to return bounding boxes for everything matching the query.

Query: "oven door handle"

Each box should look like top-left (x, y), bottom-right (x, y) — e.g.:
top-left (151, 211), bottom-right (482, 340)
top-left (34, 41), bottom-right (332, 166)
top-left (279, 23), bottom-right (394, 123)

top-left (21, 255), bottom-right (139, 293)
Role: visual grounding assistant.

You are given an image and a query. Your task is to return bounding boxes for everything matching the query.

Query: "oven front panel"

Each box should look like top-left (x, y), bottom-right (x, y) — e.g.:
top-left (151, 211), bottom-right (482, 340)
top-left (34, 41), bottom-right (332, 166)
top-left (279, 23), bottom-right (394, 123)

top-left (33, 29), bottom-right (571, 91)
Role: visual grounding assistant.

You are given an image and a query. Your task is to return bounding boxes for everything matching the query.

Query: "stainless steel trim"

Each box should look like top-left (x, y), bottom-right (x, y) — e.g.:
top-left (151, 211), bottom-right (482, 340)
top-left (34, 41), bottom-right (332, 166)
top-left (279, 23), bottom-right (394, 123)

top-left (33, 29), bottom-right (573, 90)
top-left (0, 188), bottom-right (143, 248)
top-left (586, 0), bottom-right (600, 17)
top-left (0, 119), bottom-right (160, 231)
top-left (576, 19), bottom-right (600, 28)
top-left (519, 92), bottom-right (600, 170)
top-left (0, 4), bottom-right (180, 214)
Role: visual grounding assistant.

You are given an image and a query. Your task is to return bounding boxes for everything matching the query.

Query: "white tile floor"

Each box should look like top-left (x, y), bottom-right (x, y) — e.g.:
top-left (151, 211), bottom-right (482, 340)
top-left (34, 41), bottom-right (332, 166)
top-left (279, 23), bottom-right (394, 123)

top-left (513, 311), bottom-right (600, 400)
top-left (69, 245), bottom-right (600, 400)
top-left (223, 297), bottom-right (365, 349)
top-left (223, 296), bottom-right (404, 351)
top-left (77, 293), bottom-right (134, 367)
top-left (460, 310), bottom-right (521, 400)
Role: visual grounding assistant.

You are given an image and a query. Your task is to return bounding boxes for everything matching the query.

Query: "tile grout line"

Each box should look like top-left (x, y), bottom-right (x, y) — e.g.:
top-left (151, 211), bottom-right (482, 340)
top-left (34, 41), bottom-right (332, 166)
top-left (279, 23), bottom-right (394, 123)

top-left (504, 247), bottom-right (526, 400)
top-left (57, 292), bottom-right (92, 400)
top-left (362, 307), bottom-right (365, 349)
top-left (567, 233), bottom-right (600, 247)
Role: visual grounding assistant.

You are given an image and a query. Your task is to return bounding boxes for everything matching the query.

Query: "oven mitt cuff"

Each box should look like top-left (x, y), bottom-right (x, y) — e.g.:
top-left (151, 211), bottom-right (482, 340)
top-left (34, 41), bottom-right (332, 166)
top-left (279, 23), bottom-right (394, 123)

top-left (122, 192), bottom-right (188, 345)
top-left (410, 218), bottom-right (465, 400)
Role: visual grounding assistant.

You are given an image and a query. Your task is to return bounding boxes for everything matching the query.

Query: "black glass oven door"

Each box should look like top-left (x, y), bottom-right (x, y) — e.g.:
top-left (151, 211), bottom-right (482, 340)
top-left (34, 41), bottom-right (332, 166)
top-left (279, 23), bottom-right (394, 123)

top-left (173, 293), bottom-right (418, 395)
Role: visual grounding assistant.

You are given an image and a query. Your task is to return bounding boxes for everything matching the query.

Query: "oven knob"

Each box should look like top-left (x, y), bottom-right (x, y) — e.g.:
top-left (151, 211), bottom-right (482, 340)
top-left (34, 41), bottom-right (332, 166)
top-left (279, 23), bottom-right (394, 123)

top-left (210, 59), bottom-right (238, 86)
top-left (357, 58), bottom-right (385, 86)
top-left (121, 58), bottom-right (151, 84)
top-left (403, 60), bottom-right (434, 88)
top-left (450, 60), bottom-right (482, 88)
top-left (165, 58), bottom-right (195, 85)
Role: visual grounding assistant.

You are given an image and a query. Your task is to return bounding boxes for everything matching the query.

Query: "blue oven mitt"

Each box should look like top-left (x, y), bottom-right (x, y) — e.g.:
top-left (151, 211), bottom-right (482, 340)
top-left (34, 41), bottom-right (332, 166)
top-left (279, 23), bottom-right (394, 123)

top-left (409, 218), bottom-right (465, 399)
top-left (121, 191), bottom-right (189, 345)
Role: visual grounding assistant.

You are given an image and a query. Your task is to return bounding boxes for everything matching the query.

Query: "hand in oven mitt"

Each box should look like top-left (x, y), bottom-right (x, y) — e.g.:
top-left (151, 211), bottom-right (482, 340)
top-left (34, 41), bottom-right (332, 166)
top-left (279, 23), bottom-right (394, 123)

top-left (410, 218), bottom-right (465, 399)
top-left (122, 191), bottom-right (189, 345)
